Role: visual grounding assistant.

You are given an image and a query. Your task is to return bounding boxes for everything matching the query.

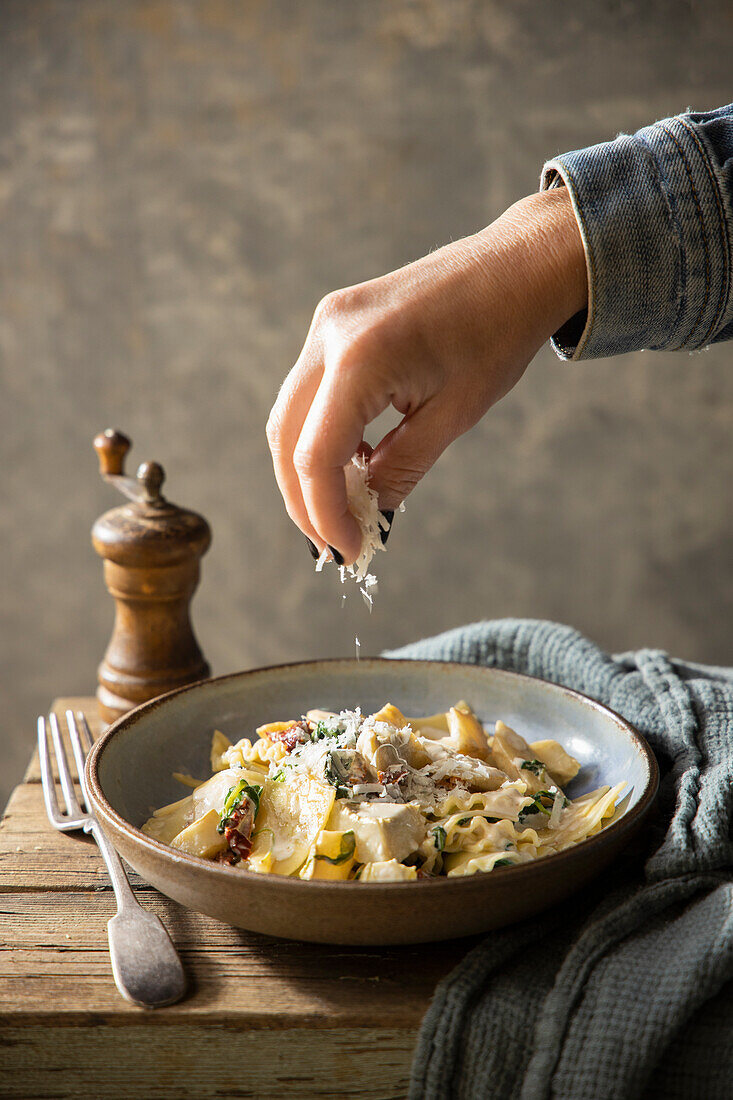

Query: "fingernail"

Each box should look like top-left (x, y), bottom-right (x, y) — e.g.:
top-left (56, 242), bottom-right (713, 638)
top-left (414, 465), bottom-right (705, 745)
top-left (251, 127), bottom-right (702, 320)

top-left (379, 510), bottom-right (394, 546)
top-left (327, 544), bottom-right (344, 566)
top-left (305, 537), bottom-right (320, 560)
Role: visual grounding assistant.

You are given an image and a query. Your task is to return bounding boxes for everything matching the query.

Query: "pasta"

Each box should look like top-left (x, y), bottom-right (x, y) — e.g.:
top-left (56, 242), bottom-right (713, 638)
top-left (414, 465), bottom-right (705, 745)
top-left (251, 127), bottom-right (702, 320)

top-left (142, 702), bottom-right (625, 882)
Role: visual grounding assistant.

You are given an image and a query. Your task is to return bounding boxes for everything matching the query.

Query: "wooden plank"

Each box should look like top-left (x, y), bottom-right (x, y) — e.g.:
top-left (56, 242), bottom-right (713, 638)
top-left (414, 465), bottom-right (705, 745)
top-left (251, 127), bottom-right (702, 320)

top-left (0, 890), bottom-right (459, 1027)
top-left (0, 783), bottom-right (136, 891)
top-left (0, 1025), bottom-right (415, 1099)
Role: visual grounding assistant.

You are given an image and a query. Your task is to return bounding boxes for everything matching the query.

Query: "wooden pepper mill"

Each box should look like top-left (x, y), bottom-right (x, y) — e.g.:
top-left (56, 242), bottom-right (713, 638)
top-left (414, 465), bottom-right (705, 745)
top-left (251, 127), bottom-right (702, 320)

top-left (92, 428), bottom-right (212, 723)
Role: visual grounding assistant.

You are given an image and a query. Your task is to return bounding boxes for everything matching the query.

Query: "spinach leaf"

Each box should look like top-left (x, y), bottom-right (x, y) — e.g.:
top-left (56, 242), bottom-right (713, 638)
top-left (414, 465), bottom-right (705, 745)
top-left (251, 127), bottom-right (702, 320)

top-left (432, 825), bottom-right (447, 852)
top-left (520, 759), bottom-right (546, 776)
top-left (518, 789), bottom-right (568, 823)
top-left (323, 751), bottom-right (350, 798)
top-left (217, 780), bottom-right (263, 833)
top-left (311, 720), bottom-right (343, 742)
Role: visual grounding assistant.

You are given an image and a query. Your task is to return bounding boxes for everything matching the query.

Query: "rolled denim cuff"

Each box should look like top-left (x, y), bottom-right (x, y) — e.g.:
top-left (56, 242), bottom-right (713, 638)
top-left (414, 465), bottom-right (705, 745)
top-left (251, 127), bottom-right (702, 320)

top-left (541, 113), bottom-right (733, 360)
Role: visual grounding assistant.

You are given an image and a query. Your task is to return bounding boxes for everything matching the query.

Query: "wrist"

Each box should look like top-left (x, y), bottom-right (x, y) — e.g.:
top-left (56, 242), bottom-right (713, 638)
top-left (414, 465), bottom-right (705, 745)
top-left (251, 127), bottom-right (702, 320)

top-left (485, 189), bottom-right (588, 344)
top-left (515, 189), bottom-right (587, 329)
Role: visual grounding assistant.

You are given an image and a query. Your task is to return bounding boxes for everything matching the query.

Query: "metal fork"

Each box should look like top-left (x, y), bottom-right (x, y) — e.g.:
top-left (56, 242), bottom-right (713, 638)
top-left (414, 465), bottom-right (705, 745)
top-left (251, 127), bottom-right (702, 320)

top-left (38, 710), bottom-right (187, 1007)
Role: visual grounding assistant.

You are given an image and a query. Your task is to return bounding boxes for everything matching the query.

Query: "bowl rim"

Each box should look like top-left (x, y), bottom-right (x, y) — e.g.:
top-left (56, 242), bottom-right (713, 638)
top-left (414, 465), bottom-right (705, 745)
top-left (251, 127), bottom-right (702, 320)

top-left (85, 657), bottom-right (660, 892)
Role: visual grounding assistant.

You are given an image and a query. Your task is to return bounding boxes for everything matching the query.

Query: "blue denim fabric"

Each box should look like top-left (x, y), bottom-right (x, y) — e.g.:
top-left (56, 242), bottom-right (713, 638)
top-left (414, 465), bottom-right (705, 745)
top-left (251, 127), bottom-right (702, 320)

top-left (541, 104), bottom-right (733, 359)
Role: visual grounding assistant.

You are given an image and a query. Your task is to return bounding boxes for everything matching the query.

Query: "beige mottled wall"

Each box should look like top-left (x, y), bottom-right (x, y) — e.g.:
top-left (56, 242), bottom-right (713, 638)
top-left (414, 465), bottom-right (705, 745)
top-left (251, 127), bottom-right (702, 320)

top-left (2, 0), bottom-right (732, 807)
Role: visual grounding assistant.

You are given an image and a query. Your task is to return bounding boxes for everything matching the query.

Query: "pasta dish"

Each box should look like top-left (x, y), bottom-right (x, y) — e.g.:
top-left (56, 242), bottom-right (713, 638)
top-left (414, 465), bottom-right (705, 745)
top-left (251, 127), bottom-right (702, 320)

top-left (142, 702), bottom-right (624, 881)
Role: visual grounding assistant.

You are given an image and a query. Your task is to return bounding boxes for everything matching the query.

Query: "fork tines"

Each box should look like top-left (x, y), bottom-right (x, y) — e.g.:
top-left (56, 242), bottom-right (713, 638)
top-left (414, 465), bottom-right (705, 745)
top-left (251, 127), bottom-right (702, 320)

top-left (38, 711), bottom-right (94, 831)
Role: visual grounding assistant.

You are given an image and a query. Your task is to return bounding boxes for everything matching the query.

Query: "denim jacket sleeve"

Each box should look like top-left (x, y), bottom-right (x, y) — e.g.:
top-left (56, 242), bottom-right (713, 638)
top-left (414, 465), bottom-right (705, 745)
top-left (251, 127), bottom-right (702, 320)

top-left (540, 104), bottom-right (733, 360)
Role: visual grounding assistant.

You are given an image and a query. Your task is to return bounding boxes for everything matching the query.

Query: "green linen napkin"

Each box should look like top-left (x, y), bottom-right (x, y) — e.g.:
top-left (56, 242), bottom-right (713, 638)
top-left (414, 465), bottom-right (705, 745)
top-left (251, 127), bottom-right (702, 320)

top-left (386, 619), bottom-right (733, 1100)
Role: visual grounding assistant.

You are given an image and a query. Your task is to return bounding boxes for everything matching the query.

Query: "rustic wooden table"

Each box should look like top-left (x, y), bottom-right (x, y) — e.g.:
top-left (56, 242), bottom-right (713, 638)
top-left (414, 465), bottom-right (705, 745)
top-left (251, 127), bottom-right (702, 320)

top-left (0, 698), bottom-right (469, 1099)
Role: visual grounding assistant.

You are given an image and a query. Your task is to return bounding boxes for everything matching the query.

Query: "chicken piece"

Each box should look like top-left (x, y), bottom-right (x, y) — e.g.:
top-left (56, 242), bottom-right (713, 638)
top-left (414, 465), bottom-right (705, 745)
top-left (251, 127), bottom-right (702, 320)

top-left (328, 801), bottom-right (424, 864)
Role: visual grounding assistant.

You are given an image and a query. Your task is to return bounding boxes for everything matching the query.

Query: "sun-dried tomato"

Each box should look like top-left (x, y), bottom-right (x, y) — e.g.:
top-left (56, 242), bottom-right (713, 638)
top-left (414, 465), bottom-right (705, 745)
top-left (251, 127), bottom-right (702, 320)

top-left (269, 722), bottom-right (310, 750)
top-left (378, 766), bottom-right (408, 786)
top-left (222, 803), bottom-right (256, 861)
top-left (215, 848), bottom-right (241, 866)
top-left (436, 775), bottom-right (461, 791)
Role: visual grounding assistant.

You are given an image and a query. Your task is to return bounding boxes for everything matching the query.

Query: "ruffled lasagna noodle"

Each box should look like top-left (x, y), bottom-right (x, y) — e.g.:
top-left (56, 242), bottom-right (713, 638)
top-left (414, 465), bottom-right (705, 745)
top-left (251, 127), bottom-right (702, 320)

top-left (142, 703), bottom-right (625, 882)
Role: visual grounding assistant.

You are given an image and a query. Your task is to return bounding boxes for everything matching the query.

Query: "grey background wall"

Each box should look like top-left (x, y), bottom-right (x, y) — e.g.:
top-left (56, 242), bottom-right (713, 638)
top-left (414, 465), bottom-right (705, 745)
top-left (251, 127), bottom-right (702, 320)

top-left (2, 0), bottom-right (732, 808)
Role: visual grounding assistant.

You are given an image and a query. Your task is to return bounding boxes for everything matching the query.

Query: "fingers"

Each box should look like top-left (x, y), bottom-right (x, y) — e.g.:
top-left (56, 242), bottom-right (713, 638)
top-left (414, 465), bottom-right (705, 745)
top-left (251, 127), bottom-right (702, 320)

top-left (367, 395), bottom-right (470, 511)
top-left (267, 284), bottom-right (462, 564)
top-left (294, 364), bottom-right (389, 562)
top-left (266, 353), bottom-right (325, 548)
top-left (268, 345), bottom-right (461, 561)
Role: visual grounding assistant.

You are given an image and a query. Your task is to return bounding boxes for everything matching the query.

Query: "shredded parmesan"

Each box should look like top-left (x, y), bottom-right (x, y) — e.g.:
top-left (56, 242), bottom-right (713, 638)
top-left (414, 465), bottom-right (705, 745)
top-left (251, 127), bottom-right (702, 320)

top-left (314, 453), bottom-right (400, 610)
top-left (344, 453), bottom-right (387, 584)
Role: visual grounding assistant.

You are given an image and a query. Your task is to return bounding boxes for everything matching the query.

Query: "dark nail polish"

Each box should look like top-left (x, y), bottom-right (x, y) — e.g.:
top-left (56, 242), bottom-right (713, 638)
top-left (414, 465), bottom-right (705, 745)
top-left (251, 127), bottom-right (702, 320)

top-left (379, 510), bottom-right (395, 546)
top-left (305, 537), bottom-right (320, 560)
top-left (327, 544), bottom-right (344, 566)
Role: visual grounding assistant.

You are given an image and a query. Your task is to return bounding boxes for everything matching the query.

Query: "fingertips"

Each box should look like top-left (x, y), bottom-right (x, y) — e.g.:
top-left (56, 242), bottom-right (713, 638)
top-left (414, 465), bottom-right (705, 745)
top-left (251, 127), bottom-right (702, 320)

top-left (379, 510), bottom-right (395, 545)
top-left (292, 371), bottom-right (376, 564)
top-left (305, 536), bottom-right (321, 560)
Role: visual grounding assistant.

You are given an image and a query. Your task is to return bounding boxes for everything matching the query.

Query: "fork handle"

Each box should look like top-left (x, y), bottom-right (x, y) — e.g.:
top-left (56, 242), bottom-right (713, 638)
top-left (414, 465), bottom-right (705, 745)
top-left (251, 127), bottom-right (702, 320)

top-left (85, 820), bottom-right (187, 1007)
top-left (86, 820), bottom-right (139, 909)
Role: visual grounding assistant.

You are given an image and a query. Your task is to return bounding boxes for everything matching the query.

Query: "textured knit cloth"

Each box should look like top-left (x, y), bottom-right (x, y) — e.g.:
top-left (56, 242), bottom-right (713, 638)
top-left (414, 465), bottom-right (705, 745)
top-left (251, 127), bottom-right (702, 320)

top-left (386, 619), bottom-right (733, 1100)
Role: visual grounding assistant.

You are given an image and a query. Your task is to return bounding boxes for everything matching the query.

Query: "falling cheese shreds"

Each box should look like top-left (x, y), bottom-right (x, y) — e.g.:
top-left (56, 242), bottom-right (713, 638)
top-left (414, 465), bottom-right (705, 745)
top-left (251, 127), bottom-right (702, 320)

top-left (360, 574), bottom-right (378, 611)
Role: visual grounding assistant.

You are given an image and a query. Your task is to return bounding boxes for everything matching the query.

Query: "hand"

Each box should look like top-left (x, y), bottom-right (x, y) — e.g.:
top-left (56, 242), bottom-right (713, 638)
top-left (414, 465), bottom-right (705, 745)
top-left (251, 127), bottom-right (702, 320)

top-left (266, 188), bottom-right (586, 564)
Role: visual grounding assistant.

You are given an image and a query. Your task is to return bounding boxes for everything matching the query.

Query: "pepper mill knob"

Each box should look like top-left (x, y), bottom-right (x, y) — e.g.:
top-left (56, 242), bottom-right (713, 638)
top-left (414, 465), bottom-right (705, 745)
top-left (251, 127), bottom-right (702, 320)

top-left (91, 429), bottom-right (211, 724)
top-left (136, 460), bottom-right (165, 503)
top-left (94, 429), bottom-right (131, 477)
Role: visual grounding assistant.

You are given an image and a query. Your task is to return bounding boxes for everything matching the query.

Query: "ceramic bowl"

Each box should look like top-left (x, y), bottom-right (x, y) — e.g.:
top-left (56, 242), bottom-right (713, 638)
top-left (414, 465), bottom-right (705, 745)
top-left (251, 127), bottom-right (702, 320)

top-left (86, 659), bottom-right (658, 945)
